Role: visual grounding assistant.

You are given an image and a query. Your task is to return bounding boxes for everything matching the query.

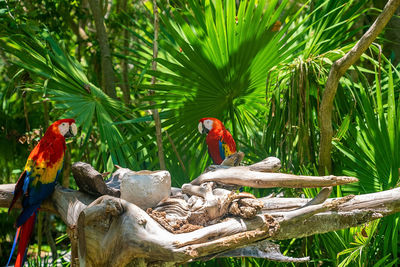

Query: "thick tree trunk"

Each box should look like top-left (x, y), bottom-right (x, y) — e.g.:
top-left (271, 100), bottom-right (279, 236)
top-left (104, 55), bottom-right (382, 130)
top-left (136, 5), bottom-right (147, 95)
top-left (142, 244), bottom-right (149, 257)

top-left (88, 0), bottom-right (117, 98)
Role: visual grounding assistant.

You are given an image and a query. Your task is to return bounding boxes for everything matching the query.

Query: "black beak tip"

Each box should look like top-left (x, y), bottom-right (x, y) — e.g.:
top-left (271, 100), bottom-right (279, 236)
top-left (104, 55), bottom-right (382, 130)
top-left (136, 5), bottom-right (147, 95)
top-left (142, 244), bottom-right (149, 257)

top-left (64, 127), bottom-right (76, 138)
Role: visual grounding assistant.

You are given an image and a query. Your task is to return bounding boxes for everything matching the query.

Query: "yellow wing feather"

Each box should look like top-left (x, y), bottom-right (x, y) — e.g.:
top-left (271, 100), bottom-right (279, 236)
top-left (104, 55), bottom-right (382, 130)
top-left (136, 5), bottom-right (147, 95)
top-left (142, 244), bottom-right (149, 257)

top-left (25, 156), bottom-right (64, 186)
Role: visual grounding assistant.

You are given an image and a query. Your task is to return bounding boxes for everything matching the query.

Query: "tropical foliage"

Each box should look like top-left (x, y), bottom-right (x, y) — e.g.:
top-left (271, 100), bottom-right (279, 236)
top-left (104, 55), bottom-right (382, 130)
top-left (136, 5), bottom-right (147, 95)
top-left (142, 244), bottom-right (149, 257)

top-left (0, 0), bottom-right (399, 266)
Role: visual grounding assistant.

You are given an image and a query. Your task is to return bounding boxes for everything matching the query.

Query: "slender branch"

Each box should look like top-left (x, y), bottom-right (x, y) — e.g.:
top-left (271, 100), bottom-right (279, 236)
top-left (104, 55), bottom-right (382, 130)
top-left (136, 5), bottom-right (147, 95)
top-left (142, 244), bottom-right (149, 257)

top-left (302, 187), bottom-right (332, 207)
top-left (318, 0), bottom-right (400, 174)
top-left (151, 0), bottom-right (166, 170)
top-left (207, 240), bottom-right (309, 262)
top-left (166, 130), bottom-right (187, 174)
top-left (191, 166), bottom-right (358, 188)
top-left (121, 29), bottom-right (130, 105)
top-left (120, 0), bottom-right (131, 105)
top-left (22, 91), bottom-right (32, 150)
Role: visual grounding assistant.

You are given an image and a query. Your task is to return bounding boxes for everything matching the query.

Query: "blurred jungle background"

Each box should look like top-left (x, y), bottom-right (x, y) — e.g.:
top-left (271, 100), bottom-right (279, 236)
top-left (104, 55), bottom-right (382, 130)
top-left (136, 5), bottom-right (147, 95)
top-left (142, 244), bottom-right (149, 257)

top-left (0, 0), bottom-right (400, 266)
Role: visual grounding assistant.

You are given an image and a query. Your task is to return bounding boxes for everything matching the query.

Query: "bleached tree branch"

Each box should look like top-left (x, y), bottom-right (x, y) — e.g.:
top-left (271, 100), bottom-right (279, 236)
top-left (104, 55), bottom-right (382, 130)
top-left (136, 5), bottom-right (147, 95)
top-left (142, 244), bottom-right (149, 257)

top-left (2, 157), bottom-right (399, 266)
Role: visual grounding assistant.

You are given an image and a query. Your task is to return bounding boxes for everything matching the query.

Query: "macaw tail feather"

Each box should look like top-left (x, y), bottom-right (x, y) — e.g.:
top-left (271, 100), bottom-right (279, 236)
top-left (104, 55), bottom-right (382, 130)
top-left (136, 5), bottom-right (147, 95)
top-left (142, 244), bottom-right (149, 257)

top-left (6, 227), bottom-right (20, 266)
top-left (7, 212), bottom-right (37, 267)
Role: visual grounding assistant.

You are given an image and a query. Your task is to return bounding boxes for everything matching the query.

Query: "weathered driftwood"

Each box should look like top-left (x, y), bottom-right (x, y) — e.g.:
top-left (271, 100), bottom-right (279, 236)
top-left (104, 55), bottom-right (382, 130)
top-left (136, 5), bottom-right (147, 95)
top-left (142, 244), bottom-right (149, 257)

top-left (3, 184), bottom-right (400, 266)
top-left (72, 162), bottom-right (120, 197)
top-left (191, 157), bottom-right (358, 188)
top-left (204, 239), bottom-right (308, 262)
top-left (72, 162), bottom-right (172, 209)
top-left (2, 157), bottom-right (400, 266)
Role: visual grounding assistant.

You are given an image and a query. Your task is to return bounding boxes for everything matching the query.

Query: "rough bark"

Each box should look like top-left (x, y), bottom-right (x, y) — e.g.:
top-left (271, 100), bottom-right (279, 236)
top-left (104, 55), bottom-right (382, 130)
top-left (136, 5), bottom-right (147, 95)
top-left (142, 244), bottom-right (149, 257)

top-left (318, 0), bottom-right (400, 175)
top-left (88, 0), bottom-right (117, 98)
top-left (72, 162), bottom-right (120, 197)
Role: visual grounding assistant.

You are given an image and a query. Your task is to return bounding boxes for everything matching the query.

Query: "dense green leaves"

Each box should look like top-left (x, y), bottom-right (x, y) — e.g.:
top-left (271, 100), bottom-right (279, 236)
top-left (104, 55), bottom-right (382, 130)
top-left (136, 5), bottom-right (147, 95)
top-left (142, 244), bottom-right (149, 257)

top-left (1, 0), bottom-right (400, 266)
top-left (265, 0), bottom-right (370, 169)
top-left (0, 22), bottom-right (152, 171)
top-left (136, 0), bottom-right (309, 176)
top-left (333, 62), bottom-right (400, 265)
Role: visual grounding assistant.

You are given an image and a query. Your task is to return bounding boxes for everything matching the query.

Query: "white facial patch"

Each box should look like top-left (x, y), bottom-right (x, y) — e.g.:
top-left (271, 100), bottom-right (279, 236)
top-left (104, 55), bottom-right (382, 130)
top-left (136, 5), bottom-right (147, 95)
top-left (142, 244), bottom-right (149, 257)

top-left (203, 119), bottom-right (213, 131)
top-left (58, 122), bottom-right (70, 136)
top-left (58, 122), bottom-right (77, 137)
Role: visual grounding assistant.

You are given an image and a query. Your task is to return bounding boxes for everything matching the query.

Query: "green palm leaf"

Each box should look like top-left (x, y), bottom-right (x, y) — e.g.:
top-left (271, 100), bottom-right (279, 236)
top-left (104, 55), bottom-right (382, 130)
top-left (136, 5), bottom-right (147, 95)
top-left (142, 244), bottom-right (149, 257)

top-left (0, 22), bottom-right (150, 171)
top-left (134, 0), bottom-right (308, 178)
top-left (334, 62), bottom-right (400, 263)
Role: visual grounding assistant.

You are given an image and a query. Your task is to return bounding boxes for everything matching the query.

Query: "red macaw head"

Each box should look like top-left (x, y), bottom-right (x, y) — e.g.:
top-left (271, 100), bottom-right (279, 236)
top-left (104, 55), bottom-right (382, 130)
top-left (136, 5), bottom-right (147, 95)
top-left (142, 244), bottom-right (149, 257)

top-left (47, 119), bottom-right (77, 138)
top-left (198, 117), bottom-right (224, 134)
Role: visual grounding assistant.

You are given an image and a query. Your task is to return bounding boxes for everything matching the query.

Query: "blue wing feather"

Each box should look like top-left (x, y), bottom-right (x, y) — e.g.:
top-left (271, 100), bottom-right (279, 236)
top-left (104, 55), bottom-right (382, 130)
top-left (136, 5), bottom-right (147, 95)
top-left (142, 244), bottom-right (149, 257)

top-left (16, 203), bottom-right (40, 227)
top-left (22, 174), bottom-right (30, 193)
top-left (218, 140), bottom-right (225, 161)
top-left (15, 169), bottom-right (60, 227)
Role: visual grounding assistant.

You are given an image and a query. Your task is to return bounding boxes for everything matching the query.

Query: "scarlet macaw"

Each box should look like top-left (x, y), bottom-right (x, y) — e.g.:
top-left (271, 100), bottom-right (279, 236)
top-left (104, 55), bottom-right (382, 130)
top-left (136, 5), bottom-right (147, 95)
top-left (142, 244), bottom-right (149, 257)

top-left (7, 119), bottom-right (77, 267)
top-left (198, 117), bottom-right (236, 164)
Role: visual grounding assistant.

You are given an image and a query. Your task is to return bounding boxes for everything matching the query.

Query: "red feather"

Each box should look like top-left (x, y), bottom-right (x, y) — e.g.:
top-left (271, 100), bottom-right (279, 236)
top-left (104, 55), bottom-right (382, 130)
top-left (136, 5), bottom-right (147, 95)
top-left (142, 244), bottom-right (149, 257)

top-left (27, 119), bottom-right (75, 167)
top-left (7, 118), bottom-right (76, 266)
top-left (15, 212), bottom-right (36, 267)
top-left (199, 118), bottom-right (236, 164)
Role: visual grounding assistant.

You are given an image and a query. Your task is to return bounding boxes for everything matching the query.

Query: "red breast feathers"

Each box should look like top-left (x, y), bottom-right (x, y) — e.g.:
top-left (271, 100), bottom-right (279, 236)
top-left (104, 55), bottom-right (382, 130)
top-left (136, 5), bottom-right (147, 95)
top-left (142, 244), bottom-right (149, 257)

top-left (27, 119), bottom-right (76, 169)
top-left (198, 117), bottom-right (236, 164)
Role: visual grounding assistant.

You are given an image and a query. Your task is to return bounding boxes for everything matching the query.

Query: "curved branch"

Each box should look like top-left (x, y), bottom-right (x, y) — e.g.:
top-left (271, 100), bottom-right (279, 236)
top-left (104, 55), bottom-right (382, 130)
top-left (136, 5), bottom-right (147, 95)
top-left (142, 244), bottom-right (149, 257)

top-left (318, 0), bottom-right (400, 174)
